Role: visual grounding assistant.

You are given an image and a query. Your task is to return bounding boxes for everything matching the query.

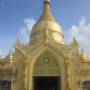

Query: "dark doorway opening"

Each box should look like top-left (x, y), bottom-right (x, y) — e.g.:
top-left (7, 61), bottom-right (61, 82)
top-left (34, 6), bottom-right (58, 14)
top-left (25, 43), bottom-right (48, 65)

top-left (0, 80), bottom-right (11, 90)
top-left (33, 76), bottom-right (60, 90)
top-left (82, 81), bottom-right (90, 90)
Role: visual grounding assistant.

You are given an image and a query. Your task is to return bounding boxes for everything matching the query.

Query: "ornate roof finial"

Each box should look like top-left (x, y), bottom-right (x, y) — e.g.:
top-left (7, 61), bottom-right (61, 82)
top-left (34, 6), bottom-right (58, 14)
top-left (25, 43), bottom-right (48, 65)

top-left (9, 49), bottom-right (13, 63)
top-left (0, 50), bottom-right (2, 59)
top-left (44, 0), bottom-right (50, 3)
top-left (40, 0), bottom-right (54, 20)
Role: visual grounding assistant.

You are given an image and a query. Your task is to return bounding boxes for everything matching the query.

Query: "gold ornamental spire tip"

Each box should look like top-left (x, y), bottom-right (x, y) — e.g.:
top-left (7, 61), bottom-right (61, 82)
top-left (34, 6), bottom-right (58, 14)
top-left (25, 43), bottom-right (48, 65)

top-left (44, 0), bottom-right (50, 3)
top-left (39, 0), bottom-right (55, 20)
top-left (9, 50), bottom-right (13, 63)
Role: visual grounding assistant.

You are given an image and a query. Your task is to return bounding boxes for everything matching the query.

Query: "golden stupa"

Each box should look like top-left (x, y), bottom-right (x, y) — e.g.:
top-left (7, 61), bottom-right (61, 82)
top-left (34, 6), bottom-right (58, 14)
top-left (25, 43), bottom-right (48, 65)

top-left (30, 0), bottom-right (64, 44)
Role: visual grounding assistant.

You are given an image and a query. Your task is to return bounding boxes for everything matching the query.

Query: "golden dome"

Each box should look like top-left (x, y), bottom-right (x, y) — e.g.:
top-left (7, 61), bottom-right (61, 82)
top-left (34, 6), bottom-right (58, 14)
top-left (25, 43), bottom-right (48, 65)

top-left (30, 0), bottom-right (64, 44)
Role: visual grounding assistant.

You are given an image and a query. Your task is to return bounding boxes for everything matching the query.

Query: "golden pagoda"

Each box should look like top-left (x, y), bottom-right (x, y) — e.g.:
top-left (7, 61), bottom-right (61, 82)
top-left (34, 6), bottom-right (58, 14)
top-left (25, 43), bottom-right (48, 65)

top-left (0, 0), bottom-right (90, 90)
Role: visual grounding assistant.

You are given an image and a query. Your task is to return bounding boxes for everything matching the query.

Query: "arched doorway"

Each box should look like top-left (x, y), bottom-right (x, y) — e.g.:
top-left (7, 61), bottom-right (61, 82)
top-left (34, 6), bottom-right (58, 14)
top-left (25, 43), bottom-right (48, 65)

top-left (32, 52), bottom-right (61, 90)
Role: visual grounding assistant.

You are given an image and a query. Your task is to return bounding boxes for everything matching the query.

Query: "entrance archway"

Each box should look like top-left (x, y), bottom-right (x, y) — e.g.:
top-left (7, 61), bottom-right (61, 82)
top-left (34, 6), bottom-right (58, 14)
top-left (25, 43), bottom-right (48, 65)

top-left (32, 51), bottom-right (61, 90)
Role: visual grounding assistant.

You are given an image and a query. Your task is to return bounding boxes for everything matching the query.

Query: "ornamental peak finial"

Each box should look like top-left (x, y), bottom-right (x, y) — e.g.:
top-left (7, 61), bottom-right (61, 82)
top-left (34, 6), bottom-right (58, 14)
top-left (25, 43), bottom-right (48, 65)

top-left (44, 0), bottom-right (50, 3)
top-left (39, 0), bottom-right (54, 20)
top-left (9, 49), bottom-right (14, 63)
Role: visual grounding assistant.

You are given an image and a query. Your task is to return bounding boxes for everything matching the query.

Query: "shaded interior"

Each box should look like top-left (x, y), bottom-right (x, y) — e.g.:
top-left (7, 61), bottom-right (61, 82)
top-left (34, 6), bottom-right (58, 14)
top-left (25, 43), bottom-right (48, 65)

top-left (0, 80), bottom-right (11, 90)
top-left (33, 76), bottom-right (60, 90)
top-left (82, 81), bottom-right (90, 90)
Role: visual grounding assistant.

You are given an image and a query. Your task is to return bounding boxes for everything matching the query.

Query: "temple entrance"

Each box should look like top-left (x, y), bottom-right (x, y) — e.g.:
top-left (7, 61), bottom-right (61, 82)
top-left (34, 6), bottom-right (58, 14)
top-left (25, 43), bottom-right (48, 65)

top-left (82, 81), bottom-right (90, 90)
top-left (0, 80), bottom-right (11, 90)
top-left (33, 76), bottom-right (60, 90)
top-left (32, 52), bottom-right (61, 90)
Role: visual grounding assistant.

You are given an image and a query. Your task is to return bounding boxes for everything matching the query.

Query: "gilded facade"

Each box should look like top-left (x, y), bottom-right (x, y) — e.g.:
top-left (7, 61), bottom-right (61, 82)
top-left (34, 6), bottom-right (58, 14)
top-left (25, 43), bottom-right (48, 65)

top-left (0, 0), bottom-right (90, 90)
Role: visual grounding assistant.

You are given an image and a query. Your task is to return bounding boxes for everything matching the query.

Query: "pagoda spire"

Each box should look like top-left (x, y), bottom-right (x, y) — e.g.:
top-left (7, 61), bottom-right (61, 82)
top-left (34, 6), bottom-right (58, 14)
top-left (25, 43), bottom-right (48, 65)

top-left (44, 0), bottom-right (51, 13)
top-left (44, 0), bottom-right (51, 3)
top-left (45, 0), bottom-right (50, 2)
top-left (40, 0), bottom-right (54, 20)
top-left (9, 49), bottom-right (13, 63)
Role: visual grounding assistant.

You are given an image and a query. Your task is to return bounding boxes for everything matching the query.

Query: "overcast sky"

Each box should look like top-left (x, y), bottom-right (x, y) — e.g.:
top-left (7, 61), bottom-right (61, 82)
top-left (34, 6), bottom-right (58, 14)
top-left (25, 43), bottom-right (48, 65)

top-left (0, 0), bottom-right (90, 57)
